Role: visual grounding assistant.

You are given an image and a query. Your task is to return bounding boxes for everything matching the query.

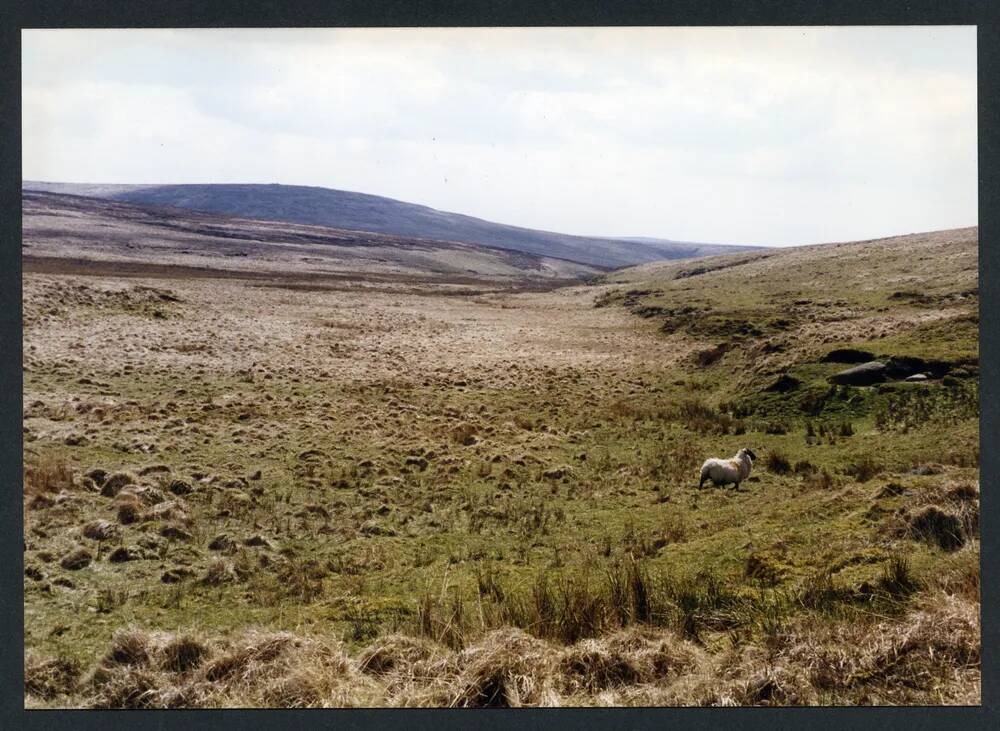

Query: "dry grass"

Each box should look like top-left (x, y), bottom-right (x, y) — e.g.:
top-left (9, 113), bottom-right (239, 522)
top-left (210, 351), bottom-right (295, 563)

top-left (24, 455), bottom-right (75, 497)
top-left (69, 628), bottom-right (376, 708)
top-left (161, 636), bottom-right (210, 673)
top-left (24, 654), bottom-right (80, 700)
top-left (443, 629), bottom-right (559, 707)
top-left (556, 627), bottom-right (703, 695)
top-left (26, 586), bottom-right (979, 707)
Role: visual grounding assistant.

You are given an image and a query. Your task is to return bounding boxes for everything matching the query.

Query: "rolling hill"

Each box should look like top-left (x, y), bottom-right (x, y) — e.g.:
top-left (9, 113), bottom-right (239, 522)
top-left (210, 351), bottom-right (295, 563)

top-left (21, 191), bottom-right (600, 282)
top-left (599, 226), bottom-right (979, 407)
top-left (22, 181), bottom-right (762, 269)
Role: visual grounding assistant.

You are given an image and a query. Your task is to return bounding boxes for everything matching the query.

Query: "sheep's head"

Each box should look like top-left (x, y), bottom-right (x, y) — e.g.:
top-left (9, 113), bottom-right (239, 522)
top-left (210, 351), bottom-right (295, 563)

top-left (742, 448), bottom-right (757, 462)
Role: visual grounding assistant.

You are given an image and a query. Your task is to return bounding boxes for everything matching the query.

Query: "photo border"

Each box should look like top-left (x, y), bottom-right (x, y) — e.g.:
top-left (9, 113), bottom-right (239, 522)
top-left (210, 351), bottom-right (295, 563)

top-left (2, 2), bottom-right (996, 729)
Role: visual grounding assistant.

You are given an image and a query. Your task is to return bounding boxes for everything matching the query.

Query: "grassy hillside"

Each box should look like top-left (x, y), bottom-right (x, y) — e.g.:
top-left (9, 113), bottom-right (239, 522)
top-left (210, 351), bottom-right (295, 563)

top-left (601, 227), bottom-right (978, 418)
top-left (23, 181), bottom-right (762, 269)
top-left (22, 226), bottom-right (979, 707)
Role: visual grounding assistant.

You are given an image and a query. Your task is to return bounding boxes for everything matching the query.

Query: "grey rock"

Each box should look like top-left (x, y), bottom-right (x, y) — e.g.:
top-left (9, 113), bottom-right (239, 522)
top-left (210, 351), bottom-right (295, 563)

top-left (829, 361), bottom-right (887, 386)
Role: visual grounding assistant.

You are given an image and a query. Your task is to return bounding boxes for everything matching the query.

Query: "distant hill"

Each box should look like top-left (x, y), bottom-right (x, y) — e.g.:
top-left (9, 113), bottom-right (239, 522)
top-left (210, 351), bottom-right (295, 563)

top-left (21, 191), bottom-right (601, 282)
top-left (22, 181), bottom-right (762, 269)
top-left (613, 236), bottom-right (760, 258)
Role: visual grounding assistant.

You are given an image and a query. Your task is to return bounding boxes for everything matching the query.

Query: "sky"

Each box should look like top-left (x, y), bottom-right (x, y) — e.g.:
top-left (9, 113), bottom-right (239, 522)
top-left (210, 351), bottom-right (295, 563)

top-left (22, 27), bottom-right (977, 246)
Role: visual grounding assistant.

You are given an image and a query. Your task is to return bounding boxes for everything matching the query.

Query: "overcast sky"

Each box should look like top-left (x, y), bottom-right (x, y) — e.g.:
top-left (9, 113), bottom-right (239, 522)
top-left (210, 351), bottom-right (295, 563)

top-left (22, 27), bottom-right (977, 246)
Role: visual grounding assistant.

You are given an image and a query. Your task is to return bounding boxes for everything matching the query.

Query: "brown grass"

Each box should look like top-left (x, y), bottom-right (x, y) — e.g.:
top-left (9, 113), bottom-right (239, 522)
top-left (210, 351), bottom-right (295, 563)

top-left (444, 628), bottom-right (558, 707)
top-left (161, 636), bottom-right (210, 673)
top-left (115, 496), bottom-right (145, 525)
top-left (24, 455), bottom-right (74, 497)
top-left (26, 586), bottom-right (978, 707)
top-left (24, 655), bottom-right (80, 699)
top-left (357, 634), bottom-right (441, 676)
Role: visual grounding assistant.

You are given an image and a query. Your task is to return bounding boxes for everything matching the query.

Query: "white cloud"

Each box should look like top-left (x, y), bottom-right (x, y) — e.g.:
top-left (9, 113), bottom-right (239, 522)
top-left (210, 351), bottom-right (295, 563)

top-left (22, 26), bottom-right (977, 245)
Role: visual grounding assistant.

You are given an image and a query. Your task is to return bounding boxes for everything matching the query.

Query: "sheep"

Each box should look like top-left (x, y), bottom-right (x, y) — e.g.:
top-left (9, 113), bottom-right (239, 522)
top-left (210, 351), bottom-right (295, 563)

top-left (699, 448), bottom-right (757, 489)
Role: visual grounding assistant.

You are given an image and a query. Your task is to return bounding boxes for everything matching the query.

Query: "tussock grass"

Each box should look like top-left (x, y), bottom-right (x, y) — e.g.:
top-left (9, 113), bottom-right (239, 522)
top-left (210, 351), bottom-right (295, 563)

top-left (27, 583), bottom-right (979, 707)
top-left (766, 450), bottom-right (792, 474)
top-left (24, 655), bottom-right (80, 700)
top-left (907, 506), bottom-right (966, 551)
top-left (24, 455), bottom-right (75, 496)
top-left (445, 629), bottom-right (558, 707)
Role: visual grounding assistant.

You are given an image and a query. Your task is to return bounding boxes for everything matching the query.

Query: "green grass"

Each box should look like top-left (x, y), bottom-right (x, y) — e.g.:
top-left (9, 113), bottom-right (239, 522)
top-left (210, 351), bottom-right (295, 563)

top-left (23, 350), bottom-right (979, 666)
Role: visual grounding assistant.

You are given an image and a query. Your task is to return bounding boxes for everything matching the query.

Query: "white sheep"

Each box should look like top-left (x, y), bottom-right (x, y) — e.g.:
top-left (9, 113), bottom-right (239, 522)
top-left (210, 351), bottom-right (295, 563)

top-left (699, 448), bottom-right (757, 489)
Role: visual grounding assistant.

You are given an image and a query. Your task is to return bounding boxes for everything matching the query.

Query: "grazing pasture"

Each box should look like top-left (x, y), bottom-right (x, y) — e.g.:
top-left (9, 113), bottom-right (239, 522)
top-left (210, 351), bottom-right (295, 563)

top-left (22, 220), bottom-right (979, 707)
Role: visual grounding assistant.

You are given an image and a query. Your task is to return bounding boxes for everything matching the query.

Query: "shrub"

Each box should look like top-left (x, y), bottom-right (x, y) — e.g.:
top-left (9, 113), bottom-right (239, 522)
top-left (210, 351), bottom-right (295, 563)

top-left (606, 557), bottom-right (652, 626)
top-left (744, 553), bottom-right (782, 585)
top-left (797, 571), bottom-right (853, 612)
top-left (476, 564), bottom-right (506, 603)
top-left (672, 399), bottom-right (737, 435)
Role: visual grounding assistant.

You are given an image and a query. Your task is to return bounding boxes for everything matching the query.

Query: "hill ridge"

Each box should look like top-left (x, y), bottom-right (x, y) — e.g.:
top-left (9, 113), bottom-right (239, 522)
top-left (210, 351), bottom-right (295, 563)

top-left (22, 180), bottom-right (763, 269)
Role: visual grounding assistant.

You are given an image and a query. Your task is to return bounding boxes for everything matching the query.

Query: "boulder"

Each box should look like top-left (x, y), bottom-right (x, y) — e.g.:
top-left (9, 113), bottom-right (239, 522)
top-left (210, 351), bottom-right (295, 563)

top-left (829, 361), bottom-right (887, 386)
top-left (822, 348), bottom-right (875, 364)
top-left (885, 356), bottom-right (951, 379)
top-left (905, 373), bottom-right (929, 382)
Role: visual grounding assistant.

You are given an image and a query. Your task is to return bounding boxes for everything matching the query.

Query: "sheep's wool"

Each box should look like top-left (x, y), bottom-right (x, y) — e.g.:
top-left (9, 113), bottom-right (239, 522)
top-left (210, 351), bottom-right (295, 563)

top-left (699, 449), bottom-right (754, 487)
